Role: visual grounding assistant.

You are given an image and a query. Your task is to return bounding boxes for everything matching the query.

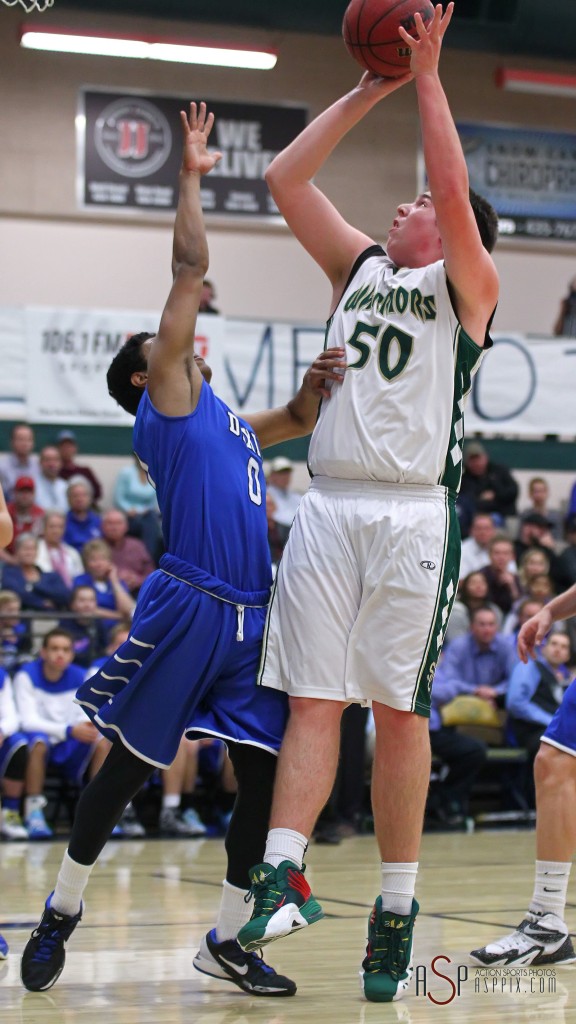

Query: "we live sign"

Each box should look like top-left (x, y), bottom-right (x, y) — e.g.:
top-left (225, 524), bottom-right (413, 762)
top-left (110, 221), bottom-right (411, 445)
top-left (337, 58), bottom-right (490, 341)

top-left (79, 88), bottom-right (307, 220)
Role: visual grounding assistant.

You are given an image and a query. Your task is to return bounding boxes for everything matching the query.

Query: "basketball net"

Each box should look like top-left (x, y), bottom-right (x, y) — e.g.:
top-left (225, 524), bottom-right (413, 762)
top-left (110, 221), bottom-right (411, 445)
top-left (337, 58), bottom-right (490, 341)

top-left (1, 0), bottom-right (54, 10)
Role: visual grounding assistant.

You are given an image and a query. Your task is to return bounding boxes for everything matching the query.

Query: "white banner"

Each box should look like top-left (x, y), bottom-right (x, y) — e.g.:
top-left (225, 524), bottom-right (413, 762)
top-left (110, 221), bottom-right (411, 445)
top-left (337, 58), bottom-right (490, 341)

top-left (2, 307), bottom-right (575, 437)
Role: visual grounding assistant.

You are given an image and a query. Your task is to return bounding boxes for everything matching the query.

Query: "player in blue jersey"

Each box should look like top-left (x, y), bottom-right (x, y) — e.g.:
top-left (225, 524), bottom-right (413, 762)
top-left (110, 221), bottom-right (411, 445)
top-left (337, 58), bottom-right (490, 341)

top-left (21, 102), bottom-right (344, 996)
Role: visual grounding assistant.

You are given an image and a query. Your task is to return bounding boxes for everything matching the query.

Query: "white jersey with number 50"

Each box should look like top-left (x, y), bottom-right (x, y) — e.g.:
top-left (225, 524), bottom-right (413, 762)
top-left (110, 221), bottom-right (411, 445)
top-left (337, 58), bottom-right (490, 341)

top-left (308, 246), bottom-right (490, 492)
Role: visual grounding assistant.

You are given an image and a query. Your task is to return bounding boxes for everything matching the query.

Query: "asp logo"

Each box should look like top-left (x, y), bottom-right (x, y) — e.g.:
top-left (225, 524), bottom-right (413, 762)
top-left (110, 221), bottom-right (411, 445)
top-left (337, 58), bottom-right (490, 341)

top-left (416, 957), bottom-right (468, 1004)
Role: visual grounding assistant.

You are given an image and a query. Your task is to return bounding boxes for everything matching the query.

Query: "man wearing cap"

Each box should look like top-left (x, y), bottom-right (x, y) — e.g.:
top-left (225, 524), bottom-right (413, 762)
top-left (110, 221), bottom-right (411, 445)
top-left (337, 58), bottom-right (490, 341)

top-left (459, 441), bottom-right (519, 523)
top-left (266, 457), bottom-right (302, 530)
top-left (514, 512), bottom-right (561, 582)
top-left (0, 424), bottom-right (39, 502)
top-left (56, 431), bottom-right (103, 509)
top-left (2, 478), bottom-right (45, 562)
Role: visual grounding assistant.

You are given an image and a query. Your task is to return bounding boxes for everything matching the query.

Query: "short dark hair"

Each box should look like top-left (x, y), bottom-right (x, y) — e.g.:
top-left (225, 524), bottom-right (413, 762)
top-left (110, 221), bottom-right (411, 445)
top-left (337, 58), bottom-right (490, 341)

top-left (107, 332), bottom-right (155, 416)
top-left (469, 188), bottom-right (499, 253)
top-left (42, 627), bottom-right (74, 649)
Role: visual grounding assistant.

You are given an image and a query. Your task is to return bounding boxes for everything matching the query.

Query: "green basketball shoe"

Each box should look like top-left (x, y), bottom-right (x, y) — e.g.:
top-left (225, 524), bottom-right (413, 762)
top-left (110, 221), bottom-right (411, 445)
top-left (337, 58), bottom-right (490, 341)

top-left (360, 896), bottom-right (419, 1002)
top-left (237, 861), bottom-right (324, 953)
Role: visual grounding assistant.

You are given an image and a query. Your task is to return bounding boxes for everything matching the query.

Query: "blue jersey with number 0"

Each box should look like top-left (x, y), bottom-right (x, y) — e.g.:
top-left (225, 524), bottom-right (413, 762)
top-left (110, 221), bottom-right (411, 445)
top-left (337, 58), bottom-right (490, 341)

top-left (133, 382), bottom-right (271, 593)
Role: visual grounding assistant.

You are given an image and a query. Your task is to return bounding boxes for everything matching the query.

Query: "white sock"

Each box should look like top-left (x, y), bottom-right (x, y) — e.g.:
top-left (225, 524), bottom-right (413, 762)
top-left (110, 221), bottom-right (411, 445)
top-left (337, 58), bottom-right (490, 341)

top-left (381, 862), bottom-right (418, 916)
top-left (162, 794), bottom-right (180, 810)
top-left (52, 851), bottom-right (93, 917)
top-left (529, 860), bottom-right (572, 919)
top-left (214, 880), bottom-right (251, 942)
top-left (263, 828), bottom-right (308, 870)
top-left (25, 795), bottom-right (46, 816)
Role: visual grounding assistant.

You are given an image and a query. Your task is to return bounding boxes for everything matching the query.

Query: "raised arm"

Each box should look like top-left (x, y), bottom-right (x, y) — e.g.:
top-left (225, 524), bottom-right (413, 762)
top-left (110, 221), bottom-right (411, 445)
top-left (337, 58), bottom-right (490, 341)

top-left (248, 348), bottom-right (346, 449)
top-left (147, 103), bottom-right (222, 416)
top-left (518, 583), bottom-right (576, 663)
top-left (400, 4), bottom-right (499, 345)
top-left (265, 74), bottom-right (412, 306)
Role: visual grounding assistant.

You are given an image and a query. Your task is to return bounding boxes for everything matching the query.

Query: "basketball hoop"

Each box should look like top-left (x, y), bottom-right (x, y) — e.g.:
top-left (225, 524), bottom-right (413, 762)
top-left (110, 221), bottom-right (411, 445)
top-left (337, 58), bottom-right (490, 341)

top-left (1, 0), bottom-right (54, 11)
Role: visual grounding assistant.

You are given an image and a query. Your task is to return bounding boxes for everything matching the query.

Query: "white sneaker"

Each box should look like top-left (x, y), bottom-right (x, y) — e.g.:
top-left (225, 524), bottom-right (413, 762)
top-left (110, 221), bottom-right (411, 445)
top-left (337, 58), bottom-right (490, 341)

top-left (470, 911), bottom-right (576, 966)
top-left (180, 808), bottom-right (207, 836)
top-left (117, 806), bottom-right (146, 838)
top-left (159, 807), bottom-right (205, 837)
top-left (1, 809), bottom-right (28, 840)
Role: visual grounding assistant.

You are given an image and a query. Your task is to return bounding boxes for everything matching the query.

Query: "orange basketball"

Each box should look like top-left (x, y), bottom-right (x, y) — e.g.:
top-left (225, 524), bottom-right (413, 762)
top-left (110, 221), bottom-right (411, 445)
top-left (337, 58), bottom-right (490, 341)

top-left (343, 0), bottom-right (435, 78)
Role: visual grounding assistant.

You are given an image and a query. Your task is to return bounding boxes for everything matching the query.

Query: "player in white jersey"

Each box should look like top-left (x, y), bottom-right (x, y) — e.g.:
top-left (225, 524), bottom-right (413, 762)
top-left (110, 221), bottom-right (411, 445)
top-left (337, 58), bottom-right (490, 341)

top-left (237, 5), bottom-right (500, 1003)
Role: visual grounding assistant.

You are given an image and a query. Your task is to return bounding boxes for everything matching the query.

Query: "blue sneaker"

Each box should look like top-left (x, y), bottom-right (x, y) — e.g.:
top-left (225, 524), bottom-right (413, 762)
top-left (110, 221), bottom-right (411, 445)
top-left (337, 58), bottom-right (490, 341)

top-left (21, 893), bottom-right (82, 991)
top-left (0, 934), bottom-right (8, 959)
top-left (25, 808), bottom-right (53, 840)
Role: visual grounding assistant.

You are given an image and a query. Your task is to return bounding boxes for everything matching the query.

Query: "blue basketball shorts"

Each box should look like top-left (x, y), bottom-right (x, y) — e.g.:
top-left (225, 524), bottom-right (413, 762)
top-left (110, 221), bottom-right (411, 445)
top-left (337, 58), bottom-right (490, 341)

top-left (541, 677), bottom-right (576, 757)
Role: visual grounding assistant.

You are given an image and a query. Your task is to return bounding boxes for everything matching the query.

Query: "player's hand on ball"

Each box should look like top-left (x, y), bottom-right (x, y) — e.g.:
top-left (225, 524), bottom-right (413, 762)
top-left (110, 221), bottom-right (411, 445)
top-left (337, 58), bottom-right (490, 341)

top-left (398, 2), bottom-right (453, 76)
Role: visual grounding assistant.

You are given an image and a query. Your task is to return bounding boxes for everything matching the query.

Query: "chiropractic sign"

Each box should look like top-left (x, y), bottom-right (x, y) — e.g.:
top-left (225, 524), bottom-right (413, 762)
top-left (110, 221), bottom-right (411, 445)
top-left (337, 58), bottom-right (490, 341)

top-left (79, 88), bottom-right (307, 220)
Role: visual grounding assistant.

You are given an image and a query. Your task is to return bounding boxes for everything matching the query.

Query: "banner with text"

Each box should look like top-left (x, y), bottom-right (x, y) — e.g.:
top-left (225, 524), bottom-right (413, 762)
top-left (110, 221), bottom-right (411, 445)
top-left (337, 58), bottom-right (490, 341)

top-left (0, 309), bottom-right (574, 437)
top-left (79, 88), bottom-right (307, 219)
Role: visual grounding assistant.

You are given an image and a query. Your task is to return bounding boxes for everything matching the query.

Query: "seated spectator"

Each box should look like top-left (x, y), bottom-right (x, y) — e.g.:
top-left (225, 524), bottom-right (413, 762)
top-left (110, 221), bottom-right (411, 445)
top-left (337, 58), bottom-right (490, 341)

top-left (56, 430), bottom-right (103, 508)
top-left (520, 477), bottom-right (563, 542)
top-left (2, 534), bottom-right (71, 613)
top-left (36, 511), bottom-right (84, 588)
top-left (199, 278), bottom-right (219, 314)
top-left (0, 590), bottom-right (32, 672)
top-left (34, 447), bottom-right (69, 515)
top-left (266, 457), bottom-right (302, 529)
top-left (480, 534), bottom-right (522, 616)
top-left (428, 663), bottom-right (489, 828)
top-left (518, 547), bottom-right (552, 596)
top-left (445, 571), bottom-right (502, 647)
top-left (13, 628), bottom-right (109, 837)
top-left (459, 513), bottom-right (496, 581)
top-left (63, 478), bottom-right (102, 553)
top-left (1, 477), bottom-right (45, 564)
top-left (113, 455), bottom-right (163, 562)
top-left (503, 596), bottom-right (546, 642)
top-left (74, 539), bottom-right (135, 627)
top-left (506, 630), bottom-right (573, 806)
top-left (0, 664), bottom-right (29, 839)
top-left (459, 441), bottom-right (519, 524)
top-left (552, 514), bottom-right (576, 593)
top-left (0, 424), bottom-right (39, 502)
top-left (435, 605), bottom-right (517, 706)
top-left (62, 585), bottom-right (109, 669)
top-left (514, 512), bottom-right (560, 578)
top-left (101, 509), bottom-right (155, 596)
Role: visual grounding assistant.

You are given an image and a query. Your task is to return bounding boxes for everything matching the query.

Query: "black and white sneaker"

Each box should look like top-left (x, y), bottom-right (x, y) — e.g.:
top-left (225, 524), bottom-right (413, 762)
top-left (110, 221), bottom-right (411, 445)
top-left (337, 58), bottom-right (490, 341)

top-left (193, 928), bottom-right (296, 996)
top-left (470, 911), bottom-right (576, 966)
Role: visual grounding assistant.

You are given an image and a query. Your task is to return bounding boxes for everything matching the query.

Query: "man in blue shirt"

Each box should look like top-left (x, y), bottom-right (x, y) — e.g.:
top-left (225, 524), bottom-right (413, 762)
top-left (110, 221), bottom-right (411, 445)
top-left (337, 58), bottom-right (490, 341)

top-left (435, 605), bottom-right (517, 702)
top-left (506, 630), bottom-right (572, 770)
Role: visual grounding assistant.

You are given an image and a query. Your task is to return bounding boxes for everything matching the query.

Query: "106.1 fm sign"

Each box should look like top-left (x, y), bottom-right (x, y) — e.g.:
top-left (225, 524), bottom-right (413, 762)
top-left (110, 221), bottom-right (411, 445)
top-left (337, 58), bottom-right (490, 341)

top-left (78, 88), bottom-right (307, 220)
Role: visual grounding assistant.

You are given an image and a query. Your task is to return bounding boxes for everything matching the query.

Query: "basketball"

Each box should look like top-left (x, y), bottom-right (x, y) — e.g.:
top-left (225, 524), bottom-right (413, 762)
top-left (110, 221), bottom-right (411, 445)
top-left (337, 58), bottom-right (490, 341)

top-left (343, 0), bottom-right (435, 78)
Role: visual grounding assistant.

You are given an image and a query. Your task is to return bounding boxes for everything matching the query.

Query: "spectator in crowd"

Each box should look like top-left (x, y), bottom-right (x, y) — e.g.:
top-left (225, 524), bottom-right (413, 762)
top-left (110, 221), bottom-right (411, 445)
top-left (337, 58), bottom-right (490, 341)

top-left (1, 477), bottom-right (45, 563)
top-left (506, 630), bottom-right (573, 806)
top-left (56, 431), bottom-right (103, 508)
top-left (520, 477), bottom-right (563, 542)
top-left (2, 534), bottom-right (70, 613)
top-left (112, 455), bottom-right (162, 562)
top-left (266, 494), bottom-right (289, 572)
top-left (503, 596), bottom-right (546, 644)
top-left (0, 664), bottom-right (29, 839)
top-left (13, 628), bottom-right (109, 837)
top-left (525, 573), bottom-right (555, 606)
top-left (481, 534), bottom-right (522, 616)
top-left (0, 424), bottom-right (39, 501)
top-left (455, 490), bottom-right (476, 540)
top-left (427, 662), bottom-right (488, 828)
top-left (553, 276), bottom-right (576, 337)
top-left (63, 478), bottom-right (102, 553)
top-left (459, 513), bottom-right (496, 581)
top-left (36, 511), bottom-right (84, 589)
top-left (74, 539), bottom-right (135, 628)
top-left (101, 509), bottom-right (155, 596)
top-left (514, 512), bottom-right (560, 577)
top-left (459, 441), bottom-right (519, 523)
top-left (199, 278), bottom-right (219, 314)
top-left (34, 447), bottom-right (69, 515)
top-left (0, 590), bottom-right (32, 672)
top-left (436, 605), bottom-right (517, 707)
top-left (63, 584), bottom-right (109, 669)
top-left (0, 482), bottom-right (15, 956)
top-left (265, 457), bottom-right (303, 529)
top-left (518, 548), bottom-right (552, 596)
top-left (158, 736), bottom-right (208, 838)
top-left (552, 514), bottom-right (576, 593)
top-left (567, 484), bottom-right (576, 518)
top-left (445, 571), bottom-right (502, 646)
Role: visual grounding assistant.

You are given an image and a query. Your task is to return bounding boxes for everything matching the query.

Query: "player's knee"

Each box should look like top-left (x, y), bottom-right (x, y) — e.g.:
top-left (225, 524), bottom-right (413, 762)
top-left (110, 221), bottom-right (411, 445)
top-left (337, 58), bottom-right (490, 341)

top-left (534, 742), bottom-right (570, 791)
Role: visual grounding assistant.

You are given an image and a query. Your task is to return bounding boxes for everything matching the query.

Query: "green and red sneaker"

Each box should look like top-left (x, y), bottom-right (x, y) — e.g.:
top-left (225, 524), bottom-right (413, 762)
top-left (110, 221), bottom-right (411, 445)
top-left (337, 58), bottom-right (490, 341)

top-left (361, 896), bottom-right (419, 1002)
top-left (237, 861), bottom-right (324, 953)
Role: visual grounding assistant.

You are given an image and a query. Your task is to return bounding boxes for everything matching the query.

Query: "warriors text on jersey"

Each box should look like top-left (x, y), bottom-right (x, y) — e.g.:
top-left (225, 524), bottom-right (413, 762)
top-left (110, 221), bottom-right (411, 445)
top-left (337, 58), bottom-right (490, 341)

top-left (308, 246), bottom-right (491, 491)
